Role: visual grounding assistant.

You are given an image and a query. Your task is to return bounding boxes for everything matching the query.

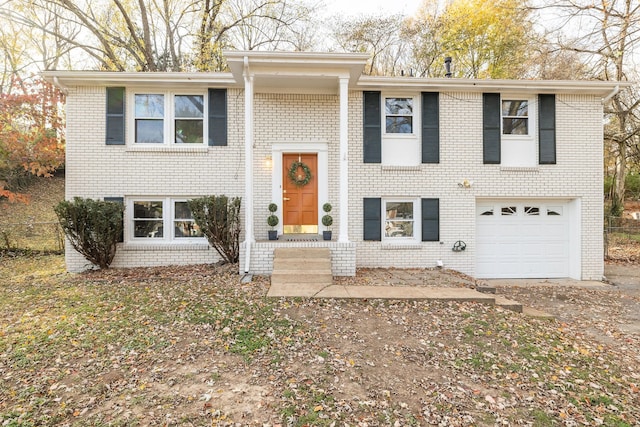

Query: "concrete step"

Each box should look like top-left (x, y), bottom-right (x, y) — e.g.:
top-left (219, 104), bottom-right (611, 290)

top-left (271, 247), bottom-right (333, 289)
top-left (273, 258), bottom-right (331, 270)
top-left (274, 247), bottom-right (331, 259)
top-left (495, 296), bottom-right (523, 313)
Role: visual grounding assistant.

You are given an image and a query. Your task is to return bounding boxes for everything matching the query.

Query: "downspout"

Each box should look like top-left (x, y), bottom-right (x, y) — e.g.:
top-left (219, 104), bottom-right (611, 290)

top-left (603, 84), bottom-right (620, 104)
top-left (52, 76), bottom-right (69, 95)
top-left (243, 56), bottom-right (255, 274)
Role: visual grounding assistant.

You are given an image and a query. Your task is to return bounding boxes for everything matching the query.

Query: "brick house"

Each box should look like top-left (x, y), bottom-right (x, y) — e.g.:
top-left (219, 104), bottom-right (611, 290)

top-left (43, 51), bottom-right (624, 280)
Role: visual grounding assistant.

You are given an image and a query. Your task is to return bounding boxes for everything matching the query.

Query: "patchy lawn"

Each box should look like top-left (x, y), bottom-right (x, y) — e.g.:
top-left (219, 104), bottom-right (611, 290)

top-left (1, 255), bottom-right (639, 426)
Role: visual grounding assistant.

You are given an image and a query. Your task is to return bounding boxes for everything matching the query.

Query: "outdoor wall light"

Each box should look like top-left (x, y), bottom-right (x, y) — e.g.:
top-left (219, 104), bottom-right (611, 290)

top-left (458, 179), bottom-right (472, 188)
top-left (265, 155), bottom-right (272, 169)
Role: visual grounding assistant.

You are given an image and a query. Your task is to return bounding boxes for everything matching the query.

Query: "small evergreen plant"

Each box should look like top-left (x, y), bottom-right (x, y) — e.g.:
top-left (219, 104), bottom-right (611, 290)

top-left (267, 203), bottom-right (279, 229)
top-left (322, 203), bottom-right (333, 228)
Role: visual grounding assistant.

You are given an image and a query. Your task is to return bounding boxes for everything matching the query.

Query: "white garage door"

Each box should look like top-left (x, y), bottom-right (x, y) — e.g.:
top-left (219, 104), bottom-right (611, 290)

top-left (476, 201), bottom-right (571, 279)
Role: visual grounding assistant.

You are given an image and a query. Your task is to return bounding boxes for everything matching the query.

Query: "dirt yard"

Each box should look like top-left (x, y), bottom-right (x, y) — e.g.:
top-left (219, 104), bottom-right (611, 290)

top-left (1, 255), bottom-right (639, 426)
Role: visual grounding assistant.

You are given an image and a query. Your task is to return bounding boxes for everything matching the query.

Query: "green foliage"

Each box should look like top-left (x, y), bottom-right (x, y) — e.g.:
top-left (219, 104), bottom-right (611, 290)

top-left (188, 195), bottom-right (241, 264)
top-left (625, 173), bottom-right (640, 199)
top-left (407, 0), bottom-right (536, 79)
top-left (267, 203), bottom-right (279, 229)
top-left (604, 175), bottom-right (614, 197)
top-left (267, 215), bottom-right (279, 228)
top-left (54, 197), bottom-right (123, 269)
top-left (606, 174), bottom-right (640, 201)
top-left (321, 203), bottom-right (332, 228)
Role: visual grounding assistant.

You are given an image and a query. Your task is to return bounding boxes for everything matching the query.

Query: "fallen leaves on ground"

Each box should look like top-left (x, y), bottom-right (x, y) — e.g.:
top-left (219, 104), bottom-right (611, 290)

top-left (0, 255), bottom-right (639, 426)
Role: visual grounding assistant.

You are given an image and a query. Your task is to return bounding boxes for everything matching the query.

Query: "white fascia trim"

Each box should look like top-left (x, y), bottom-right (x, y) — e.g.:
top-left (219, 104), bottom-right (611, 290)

top-left (357, 76), bottom-right (633, 96)
top-left (41, 71), bottom-right (238, 88)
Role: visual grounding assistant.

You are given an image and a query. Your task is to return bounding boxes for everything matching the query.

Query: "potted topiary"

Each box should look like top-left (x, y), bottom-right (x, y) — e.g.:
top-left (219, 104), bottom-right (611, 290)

top-left (267, 203), bottom-right (279, 240)
top-left (321, 203), bottom-right (333, 240)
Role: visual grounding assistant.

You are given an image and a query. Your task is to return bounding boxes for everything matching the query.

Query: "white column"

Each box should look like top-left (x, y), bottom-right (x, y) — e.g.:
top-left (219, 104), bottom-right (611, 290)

top-left (338, 77), bottom-right (349, 243)
top-left (243, 58), bottom-right (255, 272)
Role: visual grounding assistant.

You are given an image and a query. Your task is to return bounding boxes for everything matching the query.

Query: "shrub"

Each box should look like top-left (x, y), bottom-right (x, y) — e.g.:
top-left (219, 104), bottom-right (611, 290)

top-left (267, 203), bottom-right (279, 229)
top-left (55, 197), bottom-right (123, 269)
top-left (188, 195), bottom-right (241, 264)
top-left (322, 203), bottom-right (333, 228)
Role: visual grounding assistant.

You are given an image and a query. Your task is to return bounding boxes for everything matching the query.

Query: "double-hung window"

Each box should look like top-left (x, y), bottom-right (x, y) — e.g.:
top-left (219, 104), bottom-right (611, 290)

top-left (383, 199), bottom-right (419, 242)
top-left (498, 96), bottom-right (536, 167)
top-left (132, 92), bottom-right (206, 145)
top-left (484, 93), bottom-right (556, 166)
top-left (129, 198), bottom-right (204, 243)
top-left (380, 96), bottom-right (421, 166)
top-left (385, 98), bottom-right (414, 134)
top-left (502, 100), bottom-right (529, 135)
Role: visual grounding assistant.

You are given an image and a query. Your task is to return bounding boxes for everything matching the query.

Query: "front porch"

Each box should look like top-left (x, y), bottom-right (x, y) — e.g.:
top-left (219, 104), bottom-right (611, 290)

top-left (239, 239), bottom-right (356, 276)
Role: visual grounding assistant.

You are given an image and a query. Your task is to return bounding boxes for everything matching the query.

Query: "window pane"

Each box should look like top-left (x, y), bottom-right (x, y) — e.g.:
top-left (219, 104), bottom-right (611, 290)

top-left (134, 220), bottom-right (163, 238)
top-left (135, 94), bottom-right (164, 117)
top-left (175, 95), bottom-right (204, 118)
top-left (386, 202), bottom-right (413, 219)
top-left (386, 116), bottom-right (413, 133)
top-left (503, 118), bottom-right (528, 135)
top-left (385, 202), bottom-right (414, 238)
top-left (133, 201), bottom-right (163, 238)
top-left (547, 207), bottom-right (562, 216)
top-left (525, 206), bottom-right (540, 215)
top-left (175, 119), bottom-right (203, 143)
top-left (136, 119), bottom-right (164, 143)
top-left (385, 98), bottom-right (413, 115)
top-left (174, 202), bottom-right (193, 219)
top-left (174, 220), bottom-right (203, 238)
top-left (385, 221), bottom-right (414, 237)
top-left (502, 100), bottom-right (528, 117)
top-left (501, 206), bottom-right (517, 215)
top-left (134, 201), bottom-right (163, 218)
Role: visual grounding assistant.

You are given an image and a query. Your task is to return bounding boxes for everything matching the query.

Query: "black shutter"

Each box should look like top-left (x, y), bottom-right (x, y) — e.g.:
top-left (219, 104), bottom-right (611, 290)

top-left (421, 198), bottom-right (439, 242)
top-left (106, 87), bottom-right (125, 145)
top-left (539, 94), bottom-right (556, 164)
top-left (208, 89), bottom-right (227, 146)
top-left (104, 197), bottom-right (124, 242)
top-left (483, 93), bottom-right (501, 164)
top-left (363, 91), bottom-right (382, 163)
top-left (422, 92), bottom-right (439, 163)
top-left (363, 198), bottom-right (381, 241)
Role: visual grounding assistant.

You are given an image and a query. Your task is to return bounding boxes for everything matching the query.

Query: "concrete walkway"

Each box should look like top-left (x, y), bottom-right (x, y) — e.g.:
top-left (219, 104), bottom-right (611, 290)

top-left (266, 278), bottom-right (555, 318)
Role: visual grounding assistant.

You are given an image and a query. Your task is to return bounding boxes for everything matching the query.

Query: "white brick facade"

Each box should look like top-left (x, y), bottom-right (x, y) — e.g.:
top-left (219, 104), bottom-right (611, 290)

top-left (49, 51), bottom-right (617, 280)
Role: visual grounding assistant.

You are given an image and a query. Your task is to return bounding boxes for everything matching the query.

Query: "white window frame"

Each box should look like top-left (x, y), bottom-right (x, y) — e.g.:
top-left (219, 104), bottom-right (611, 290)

top-left (381, 94), bottom-right (421, 166)
top-left (500, 94), bottom-right (537, 167)
top-left (382, 198), bottom-right (421, 243)
top-left (127, 197), bottom-right (206, 244)
top-left (128, 90), bottom-right (208, 146)
top-left (382, 96), bottom-right (418, 137)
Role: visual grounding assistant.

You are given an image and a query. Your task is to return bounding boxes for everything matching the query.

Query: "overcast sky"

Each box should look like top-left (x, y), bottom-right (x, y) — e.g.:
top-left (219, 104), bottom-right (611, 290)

top-left (322, 0), bottom-right (423, 16)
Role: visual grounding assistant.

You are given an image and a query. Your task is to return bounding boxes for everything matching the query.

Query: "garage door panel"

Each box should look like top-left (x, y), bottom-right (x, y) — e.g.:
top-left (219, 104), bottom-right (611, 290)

top-left (476, 201), bottom-right (571, 279)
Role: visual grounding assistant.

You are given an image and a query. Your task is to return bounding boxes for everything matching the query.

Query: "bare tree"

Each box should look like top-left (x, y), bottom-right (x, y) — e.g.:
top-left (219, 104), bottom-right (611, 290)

top-left (535, 0), bottom-right (640, 213)
top-left (332, 14), bottom-right (410, 76)
top-left (0, 0), bottom-right (319, 73)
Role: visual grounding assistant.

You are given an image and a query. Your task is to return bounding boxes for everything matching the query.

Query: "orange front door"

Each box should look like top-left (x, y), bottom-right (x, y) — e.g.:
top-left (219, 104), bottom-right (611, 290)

top-left (282, 153), bottom-right (318, 234)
